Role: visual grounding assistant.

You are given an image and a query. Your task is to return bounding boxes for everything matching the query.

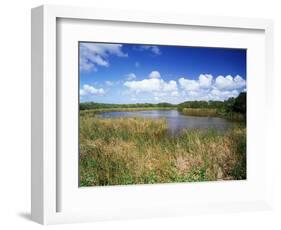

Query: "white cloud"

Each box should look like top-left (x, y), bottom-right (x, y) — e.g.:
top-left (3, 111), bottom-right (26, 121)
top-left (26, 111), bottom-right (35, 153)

top-left (149, 71), bottom-right (161, 79)
top-left (179, 74), bottom-right (214, 91)
top-left (126, 73), bottom-right (137, 81)
top-left (148, 46), bottom-right (161, 55)
top-left (199, 74), bottom-right (213, 89)
top-left (136, 45), bottom-right (161, 55)
top-left (210, 89), bottom-right (239, 100)
top-left (179, 78), bottom-right (200, 91)
top-left (215, 75), bottom-right (246, 90)
top-left (124, 71), bottom-right (178, 94)
top-left (80, 43), bottom-right (127, 72)
top-left (123, 71), bottom-right (245, 103)
top-left (188, 91), bottom-right (199, 97)
top-left (124, 78), bottom-right (162, 92)
top-left (179, 74), bottom-right (246, 101)
top-left (163, 80), bottom-right (177, 92)
top-left (123, 71), bottom-right (181, 103)
top-left (171, 91), bottom-right (180, 97)
top-left (80, 84), bottom-right (105, 96)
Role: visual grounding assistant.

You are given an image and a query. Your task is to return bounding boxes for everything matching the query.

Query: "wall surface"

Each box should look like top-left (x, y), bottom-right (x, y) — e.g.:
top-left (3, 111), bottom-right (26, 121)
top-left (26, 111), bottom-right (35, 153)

top-left (0, 0), bottom-right (280, 229)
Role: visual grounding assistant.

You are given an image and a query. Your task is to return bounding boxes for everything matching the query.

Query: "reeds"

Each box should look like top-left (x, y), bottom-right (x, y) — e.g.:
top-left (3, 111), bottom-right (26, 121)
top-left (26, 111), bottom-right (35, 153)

top-left (79, 115), bottom-right (246, 186)
top-left (181, 108), bottom-right (218, 117)
top-left (80, 107), bottom-right (175, 116)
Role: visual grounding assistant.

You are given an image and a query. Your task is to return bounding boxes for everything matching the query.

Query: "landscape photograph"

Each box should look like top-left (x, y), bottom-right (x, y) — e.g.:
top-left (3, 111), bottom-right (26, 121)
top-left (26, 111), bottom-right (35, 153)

top-left (79, 42), bottom-right (247, 186)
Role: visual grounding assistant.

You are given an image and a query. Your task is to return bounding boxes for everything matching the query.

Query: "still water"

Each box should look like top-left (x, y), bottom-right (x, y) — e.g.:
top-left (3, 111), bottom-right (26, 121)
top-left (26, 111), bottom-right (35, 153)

top-left (99, 110), bottom-right (234, 135)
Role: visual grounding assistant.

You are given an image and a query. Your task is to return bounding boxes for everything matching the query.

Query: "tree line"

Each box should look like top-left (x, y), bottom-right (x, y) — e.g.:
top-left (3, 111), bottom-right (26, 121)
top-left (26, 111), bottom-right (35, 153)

top-left (178, 92), bottom-right (246, 113)
top-left (80, 102), bottom-right (176, 110)
top-left (80, 92), bottom-right (246, 119)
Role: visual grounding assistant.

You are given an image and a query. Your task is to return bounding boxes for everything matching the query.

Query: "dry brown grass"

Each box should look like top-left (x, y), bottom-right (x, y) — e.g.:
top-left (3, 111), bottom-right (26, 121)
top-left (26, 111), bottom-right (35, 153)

top-left (79, 116), bottom-right (246, 186)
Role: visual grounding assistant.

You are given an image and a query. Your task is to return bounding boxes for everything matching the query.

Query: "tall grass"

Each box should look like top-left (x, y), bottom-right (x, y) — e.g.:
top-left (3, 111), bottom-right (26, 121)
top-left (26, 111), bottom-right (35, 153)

top-left (181, 108), bottom-right (245, 122)
top-left (80, 107), bottom-right (175, 117)
top-left (79, 115), bottom-right (246, 186)
top-left (181, 108), bottom-right (218, 117)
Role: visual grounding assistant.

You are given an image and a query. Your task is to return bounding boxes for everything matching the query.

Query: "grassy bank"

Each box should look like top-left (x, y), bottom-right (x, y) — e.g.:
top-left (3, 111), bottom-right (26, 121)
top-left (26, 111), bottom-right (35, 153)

top-left (181, 108), bottom-right (218, 117)
top-left (80, 107), bottom-right (175, 117)
top-left (80, 92), bottom-right (246, 121)
top-left (181, 108), bottom-right (245, 121)
top-left (80, 114), bottom-right (246, 186)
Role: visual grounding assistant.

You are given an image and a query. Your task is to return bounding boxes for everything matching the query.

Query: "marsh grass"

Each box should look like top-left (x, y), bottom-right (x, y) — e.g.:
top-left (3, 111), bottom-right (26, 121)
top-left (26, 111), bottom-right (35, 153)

top-left (181, 108), bottom-right (245, 122)
top-left (182, 108), bottom-right (218, 117)
top-left (79, 114), bottom-right (246, 186)
top-left (80, 107), bottom-right (175, 117)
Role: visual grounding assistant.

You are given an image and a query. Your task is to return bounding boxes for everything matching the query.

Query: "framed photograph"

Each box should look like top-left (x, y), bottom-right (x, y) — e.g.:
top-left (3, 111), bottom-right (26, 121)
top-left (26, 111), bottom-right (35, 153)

top-left (31, 5), bottom-right (274, 225)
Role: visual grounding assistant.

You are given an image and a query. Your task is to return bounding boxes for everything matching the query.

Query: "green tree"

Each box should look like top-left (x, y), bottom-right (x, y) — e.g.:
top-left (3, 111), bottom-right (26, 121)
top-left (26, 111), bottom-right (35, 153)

top-left (233, 92), bottom-right (246, 114)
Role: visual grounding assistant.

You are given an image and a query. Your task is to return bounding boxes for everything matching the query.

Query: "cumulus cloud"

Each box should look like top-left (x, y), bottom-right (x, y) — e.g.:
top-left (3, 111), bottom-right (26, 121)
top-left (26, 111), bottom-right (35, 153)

top-left (178, 78), bottom-right (200, 91)
top-left (123, 71), bottom-right (246, 102)
top-left (124, 71), bottom-right (178, 94)
top-left (80, 43), bottom-right (127, 72)
top-left (179, 74), bottom-right (246, 101)
top-left (124, 78), bottom-right (162, 92)
top-left (163, 80), bottom-right (177, 92)
top-left (215, 75), bottom-right (246, 90)
top-left (80, 84), bottom-right (105, 96)
top-left (171, 91), bottom-right (180, 97)
top-left (210, 89), bottom-right (239, 99)
top-left (179, 74), bottom-right (213, 91)
top-left (199, 74), bottom-right (213, 89)
top-left (123, 71), bottom-right (182, 103)
top-left (149, 71), bottom-right (161, 79)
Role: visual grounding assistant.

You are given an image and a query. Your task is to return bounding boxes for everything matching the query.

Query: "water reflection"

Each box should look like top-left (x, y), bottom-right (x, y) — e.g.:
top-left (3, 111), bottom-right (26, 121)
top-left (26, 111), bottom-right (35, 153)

top-left (99, 110), bottom-right (234, 135)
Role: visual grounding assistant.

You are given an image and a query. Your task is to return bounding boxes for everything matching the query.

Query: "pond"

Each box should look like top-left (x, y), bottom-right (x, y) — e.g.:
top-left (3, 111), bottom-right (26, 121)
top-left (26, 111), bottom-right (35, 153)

top-left (98, 110), bottom-right (235, 135)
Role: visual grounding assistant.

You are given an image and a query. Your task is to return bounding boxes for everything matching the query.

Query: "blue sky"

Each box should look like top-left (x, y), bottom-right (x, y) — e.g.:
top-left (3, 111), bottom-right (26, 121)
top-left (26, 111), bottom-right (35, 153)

top-left (79, 42), bottom-right (246, 104)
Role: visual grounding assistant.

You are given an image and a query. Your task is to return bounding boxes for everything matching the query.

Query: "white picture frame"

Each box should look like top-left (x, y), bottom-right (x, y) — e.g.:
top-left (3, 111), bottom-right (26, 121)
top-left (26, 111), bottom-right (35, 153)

top-left (31, 4), bottom-right (274, 225)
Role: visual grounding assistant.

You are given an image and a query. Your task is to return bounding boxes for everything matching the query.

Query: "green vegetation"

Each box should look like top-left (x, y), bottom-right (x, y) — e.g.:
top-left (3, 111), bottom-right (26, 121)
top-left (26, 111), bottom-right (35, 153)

top-left (181, 108), bottom-right (218, 117)
top-left (80, 107), bottom-right (175, 117)
top-left (79, 92), bottom-right (246, 186)
top-left (80, 92), bottom-right (246, 121)
top-left (80, 116), bottom-right (246, 186)
top-left (178, 92), bottom-right (246, 121)
top-left (80, 102), bottom-right (176, 110)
